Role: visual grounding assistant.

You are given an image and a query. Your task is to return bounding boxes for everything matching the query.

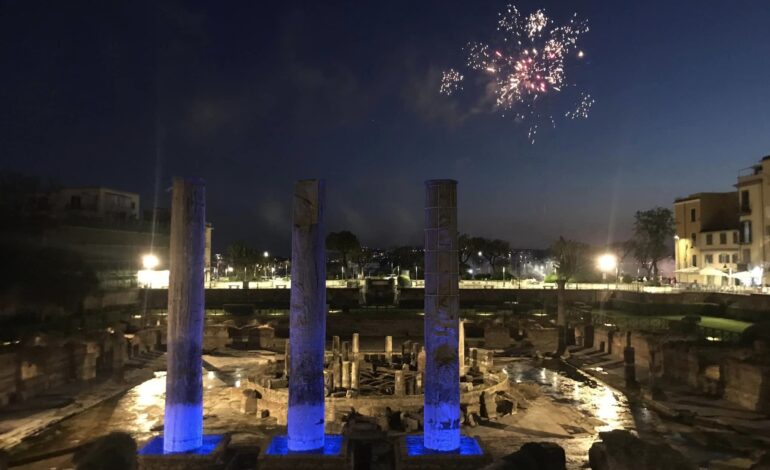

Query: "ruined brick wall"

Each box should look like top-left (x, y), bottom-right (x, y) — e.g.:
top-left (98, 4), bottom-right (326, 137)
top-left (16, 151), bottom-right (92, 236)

top-left (723, 358), bottom-right (770, 412)
top-left (526, 328), bottom-right (558, 354)
top-left (662, 342), bottom-right (701, 388)
top-left (0, 352), bottom-right (17, 406)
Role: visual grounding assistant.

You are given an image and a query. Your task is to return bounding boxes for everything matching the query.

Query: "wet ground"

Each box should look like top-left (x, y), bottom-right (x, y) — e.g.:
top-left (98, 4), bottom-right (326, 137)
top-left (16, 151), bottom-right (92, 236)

top-left (7, 356), bottom-right (643, 469)
top-left (9, 340), bottom-right (762, 469)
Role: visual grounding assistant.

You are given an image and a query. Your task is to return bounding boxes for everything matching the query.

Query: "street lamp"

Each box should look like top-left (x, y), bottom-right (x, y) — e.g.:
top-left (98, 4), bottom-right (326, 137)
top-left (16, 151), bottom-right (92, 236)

top-left (142, 254), bottom-right (159, 270)
top-left (597, 254), bottom-right (617, 289)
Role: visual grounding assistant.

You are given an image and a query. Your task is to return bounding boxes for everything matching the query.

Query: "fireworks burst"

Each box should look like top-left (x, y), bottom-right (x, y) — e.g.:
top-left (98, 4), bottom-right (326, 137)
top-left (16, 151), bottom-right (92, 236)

top-left (440, 5), bottom-right (592, 143)
top-left (440, 69), bottom-right (464, 95)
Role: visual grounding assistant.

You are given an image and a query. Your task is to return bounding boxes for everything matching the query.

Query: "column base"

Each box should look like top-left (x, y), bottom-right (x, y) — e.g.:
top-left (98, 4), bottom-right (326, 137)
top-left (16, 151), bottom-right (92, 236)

top-left (258, 434), bottom-right (350, 469)
top-left (394, 435), bottom-right (491, 470)
top-left (137, 434), bottom-right (229, 470)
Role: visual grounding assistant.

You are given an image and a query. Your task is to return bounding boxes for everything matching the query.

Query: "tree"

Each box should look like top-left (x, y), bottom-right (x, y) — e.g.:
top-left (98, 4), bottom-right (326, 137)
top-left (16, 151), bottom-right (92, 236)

top-left (388, 246), bottom-right (424, 277)
top-left (458, 234), bottom-right (484, 270)
top-left (630, 207), bottom-right (675, 279)
top-left (550, 236), bottom-right (587, 355)
top-left (326, 231), bottom-right (361, 278)
top-left (226, 241), bottom-right (259, 279)
top-left (478, 238), bottom-right (511, 275)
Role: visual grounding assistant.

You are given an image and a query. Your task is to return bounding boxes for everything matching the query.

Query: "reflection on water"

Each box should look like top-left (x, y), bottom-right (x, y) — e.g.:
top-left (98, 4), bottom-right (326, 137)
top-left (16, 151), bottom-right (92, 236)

top-left (12, 357), bottom-right (656, 467)
top-left (506, 359), bottom-right (653, 433)
top-left (9, 371), bottom-right (226, 463)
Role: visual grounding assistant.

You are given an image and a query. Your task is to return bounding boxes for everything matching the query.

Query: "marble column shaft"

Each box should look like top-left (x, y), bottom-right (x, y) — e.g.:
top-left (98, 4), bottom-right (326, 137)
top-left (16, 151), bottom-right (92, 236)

top-left (164, 177), bottom-right (206, 453)
top-left (287, 180), bottom-right (326, 451)
top-left (423, 179), bottom-right (460, 452)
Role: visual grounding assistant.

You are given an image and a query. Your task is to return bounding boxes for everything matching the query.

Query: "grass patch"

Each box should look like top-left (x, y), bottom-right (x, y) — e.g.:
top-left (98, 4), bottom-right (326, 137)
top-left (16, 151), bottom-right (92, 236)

top-left (661, 315), bottom-right (752, 333)
top-left (595, 309), bottom-right (753, 333)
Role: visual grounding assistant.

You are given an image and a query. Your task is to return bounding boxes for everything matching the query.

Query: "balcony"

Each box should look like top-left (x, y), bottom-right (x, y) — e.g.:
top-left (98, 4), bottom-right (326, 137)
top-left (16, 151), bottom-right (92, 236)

top-left (739, 204), bottom-right (752, 216)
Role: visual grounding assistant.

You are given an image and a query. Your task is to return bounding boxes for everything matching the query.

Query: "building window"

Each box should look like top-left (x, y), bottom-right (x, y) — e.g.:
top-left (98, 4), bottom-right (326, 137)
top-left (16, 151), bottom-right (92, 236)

top-left (692, 255), bottom-right (697, 267)
top-left (705, 254), bottom-right (713, 264)
top-left (732, 254), bottom-right (739, 263)
top-left (733, 231), bottom-right (738, 244)
top-left (706, 234), bottom-right (713, 245)
top-left (690, 208), bottom-right (696, 222)
top-left (740, 221), bottom-right (752, 244)
top-left (743, 249), bottom-right (751, 263)
top-left (70, 195), bottom-right (81, 210)
top-left (720, 233), bottom-right (727, 244)
top-left (741, 190), bottom-right (750, 212)
top-left (691, 233), bottom-right (697, 245)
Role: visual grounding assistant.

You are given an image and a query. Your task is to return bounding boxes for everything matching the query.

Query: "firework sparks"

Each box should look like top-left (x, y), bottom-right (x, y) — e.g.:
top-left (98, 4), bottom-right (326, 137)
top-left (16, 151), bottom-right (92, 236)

top-left (565, 93), bottom-right (594, 120)
top-left (440, 4), bottom-right (592, 143)
top-left (440, 69), bottom-right (464, 95)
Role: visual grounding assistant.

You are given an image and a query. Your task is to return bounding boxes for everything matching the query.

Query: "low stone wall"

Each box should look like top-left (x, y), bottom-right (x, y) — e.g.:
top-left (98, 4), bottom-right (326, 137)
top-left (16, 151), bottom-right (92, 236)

top-left (83, 289), bottom-right (140, 311)
top-left (591, 326), bottom-right (656, 367)
top-left (142, 287), bottom-right (770, 321)
top-left (0, 329), bottom-right (158, 408)
top-left (143, 288), bottom-right (610, 310)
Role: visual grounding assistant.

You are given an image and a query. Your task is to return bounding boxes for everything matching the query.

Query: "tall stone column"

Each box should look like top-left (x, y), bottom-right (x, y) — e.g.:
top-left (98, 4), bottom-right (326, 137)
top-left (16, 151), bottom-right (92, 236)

top-left (459, 320), bottom-right (466, 376)
top-left (288, 180), bottom-right (326, 452)
top-left (352, 333), bottom-right (360, 357)
top-left (423, 179), bottom-right (460, 452)
top-left (385, 336), bottom-right (393, 362)
top-left (164, 177), bottom-right (206, 453)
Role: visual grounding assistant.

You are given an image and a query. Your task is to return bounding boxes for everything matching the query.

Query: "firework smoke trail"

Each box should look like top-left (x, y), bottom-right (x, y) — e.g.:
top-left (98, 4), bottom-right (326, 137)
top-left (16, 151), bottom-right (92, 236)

top-left (440, 5), bottom-right (592, 143)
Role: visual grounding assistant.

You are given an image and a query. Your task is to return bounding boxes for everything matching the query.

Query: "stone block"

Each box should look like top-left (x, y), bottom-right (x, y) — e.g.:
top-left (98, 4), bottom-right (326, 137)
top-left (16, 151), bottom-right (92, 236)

top-left (502, 442), bottom-right (566, 470)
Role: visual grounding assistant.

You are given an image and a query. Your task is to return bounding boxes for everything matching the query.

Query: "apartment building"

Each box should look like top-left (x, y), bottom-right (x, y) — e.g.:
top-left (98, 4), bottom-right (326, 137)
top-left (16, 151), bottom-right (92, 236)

top-left (673, 192), bottom-right (739, 286)
top-left (735, 157), bottom-right (770, 281)
top-left (674, 155), bottom-right (770, 287)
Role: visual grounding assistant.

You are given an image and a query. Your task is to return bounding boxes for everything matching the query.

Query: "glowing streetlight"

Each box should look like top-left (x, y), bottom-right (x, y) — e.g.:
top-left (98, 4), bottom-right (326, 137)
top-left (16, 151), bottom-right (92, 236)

top-left (597, 253), bottom-right (617, 289)
top-left (142, 254), bottom-right (159, 270)
top-left (263, 251), bottom-right (269, 258)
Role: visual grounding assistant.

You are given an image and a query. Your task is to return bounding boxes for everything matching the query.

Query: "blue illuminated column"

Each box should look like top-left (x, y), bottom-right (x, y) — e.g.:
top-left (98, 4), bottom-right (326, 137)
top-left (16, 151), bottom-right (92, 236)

top-left (164, 177), bottom-right (206, 453)
top-left (288, 179), bottom-right (326, 451)
top-left (423, 179), bottom-right (460, 452)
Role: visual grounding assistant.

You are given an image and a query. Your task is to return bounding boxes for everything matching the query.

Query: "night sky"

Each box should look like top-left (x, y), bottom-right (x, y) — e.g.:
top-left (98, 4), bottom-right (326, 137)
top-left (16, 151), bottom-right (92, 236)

top-left (2, 1), bottom-right (769, 255)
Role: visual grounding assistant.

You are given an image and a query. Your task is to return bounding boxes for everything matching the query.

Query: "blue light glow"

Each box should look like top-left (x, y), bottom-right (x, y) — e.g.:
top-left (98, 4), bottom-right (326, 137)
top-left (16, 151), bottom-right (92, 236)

top-left (406, 435), bottom-right (483, 456)
top-left (138, 434), bottom-right (224, 456)
top-left (265, 434), bottom-right (343, 456)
